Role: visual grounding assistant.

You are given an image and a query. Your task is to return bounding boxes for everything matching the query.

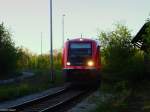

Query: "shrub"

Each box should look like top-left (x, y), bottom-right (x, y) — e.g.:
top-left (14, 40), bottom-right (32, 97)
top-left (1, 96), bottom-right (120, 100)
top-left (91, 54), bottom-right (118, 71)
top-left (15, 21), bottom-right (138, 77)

top-left (99, 24), bottom-right (145, 82)
top-left (16, 48), bottom-right (62, 71)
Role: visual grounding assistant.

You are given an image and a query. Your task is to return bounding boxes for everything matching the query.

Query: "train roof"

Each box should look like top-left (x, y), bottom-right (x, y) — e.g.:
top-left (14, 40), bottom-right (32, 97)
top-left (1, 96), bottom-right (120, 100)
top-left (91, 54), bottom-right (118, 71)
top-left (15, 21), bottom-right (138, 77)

top-left (66, 38), bottom-right (99, 44)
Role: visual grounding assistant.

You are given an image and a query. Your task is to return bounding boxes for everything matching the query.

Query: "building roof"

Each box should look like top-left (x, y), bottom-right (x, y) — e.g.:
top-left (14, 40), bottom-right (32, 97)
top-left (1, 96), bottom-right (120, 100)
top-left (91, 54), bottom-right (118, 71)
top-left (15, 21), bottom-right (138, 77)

top-left (132, 21), bottom-right (150, 50)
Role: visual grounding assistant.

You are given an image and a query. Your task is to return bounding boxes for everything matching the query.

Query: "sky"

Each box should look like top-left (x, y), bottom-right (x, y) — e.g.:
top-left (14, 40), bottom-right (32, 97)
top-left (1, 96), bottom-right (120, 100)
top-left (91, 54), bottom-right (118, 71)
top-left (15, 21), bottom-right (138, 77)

top-left (0, 0), bottom-right (150, 54)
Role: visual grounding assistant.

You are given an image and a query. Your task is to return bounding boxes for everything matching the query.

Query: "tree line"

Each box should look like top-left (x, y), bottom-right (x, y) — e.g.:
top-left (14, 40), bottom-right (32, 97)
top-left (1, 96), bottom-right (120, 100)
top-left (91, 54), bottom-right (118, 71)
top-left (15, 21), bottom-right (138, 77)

top-left (1, 22), bottom-right (149, 82)
top-left (0, 23), bottom-right (62, 77)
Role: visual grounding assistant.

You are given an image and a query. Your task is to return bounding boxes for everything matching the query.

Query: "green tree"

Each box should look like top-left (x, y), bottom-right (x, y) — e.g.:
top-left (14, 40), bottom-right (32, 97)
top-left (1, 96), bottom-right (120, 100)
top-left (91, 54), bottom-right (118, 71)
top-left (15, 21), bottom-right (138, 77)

top-left (99, 24), bottom-right (133, 70)
top-left (16, 48), bottom-right (30, 70)
top-left (0, 23), bottom-right (19, 75)
top-left (99, 24), bottom-right (144, 81)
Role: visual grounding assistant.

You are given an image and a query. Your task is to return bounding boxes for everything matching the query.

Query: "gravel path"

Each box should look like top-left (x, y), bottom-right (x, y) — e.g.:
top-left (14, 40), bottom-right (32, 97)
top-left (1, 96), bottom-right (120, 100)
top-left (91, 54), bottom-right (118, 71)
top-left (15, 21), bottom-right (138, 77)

top-left (0, 72), bottom-right (34, 85)
top-left (67, 90), bottom-right (100, 112)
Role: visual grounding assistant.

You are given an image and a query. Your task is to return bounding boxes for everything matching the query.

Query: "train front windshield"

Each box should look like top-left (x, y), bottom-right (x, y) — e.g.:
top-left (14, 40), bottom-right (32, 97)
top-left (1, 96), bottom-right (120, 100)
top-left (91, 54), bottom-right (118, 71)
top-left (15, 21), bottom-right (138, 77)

top-left (68, 42), bottom-right (92, 66)
top-left (69, 43), bottom-right (92, 57)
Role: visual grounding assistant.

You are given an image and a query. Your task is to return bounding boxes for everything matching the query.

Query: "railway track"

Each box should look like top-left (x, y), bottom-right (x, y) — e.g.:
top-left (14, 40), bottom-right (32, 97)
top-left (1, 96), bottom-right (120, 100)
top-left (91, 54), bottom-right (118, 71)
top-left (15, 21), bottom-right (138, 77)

top-left (9, 85), bottom-right (95, 112)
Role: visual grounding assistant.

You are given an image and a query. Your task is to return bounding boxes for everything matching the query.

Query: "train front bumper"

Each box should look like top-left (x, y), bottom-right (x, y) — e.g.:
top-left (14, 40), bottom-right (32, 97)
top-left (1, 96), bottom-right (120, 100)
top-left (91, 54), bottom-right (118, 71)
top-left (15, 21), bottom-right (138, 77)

top-left (63, 68), bottom-right (101, 82)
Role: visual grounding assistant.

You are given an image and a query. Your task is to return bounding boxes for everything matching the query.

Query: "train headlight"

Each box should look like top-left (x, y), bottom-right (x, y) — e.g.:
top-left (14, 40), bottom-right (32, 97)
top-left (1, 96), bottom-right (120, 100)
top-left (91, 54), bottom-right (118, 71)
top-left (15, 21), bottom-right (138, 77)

top-left (80, 38), bottom-right (83, 41)
top-left (66, 62), bottom-right (71, 66)
top-left (87, 60), bottom-right (94, 66)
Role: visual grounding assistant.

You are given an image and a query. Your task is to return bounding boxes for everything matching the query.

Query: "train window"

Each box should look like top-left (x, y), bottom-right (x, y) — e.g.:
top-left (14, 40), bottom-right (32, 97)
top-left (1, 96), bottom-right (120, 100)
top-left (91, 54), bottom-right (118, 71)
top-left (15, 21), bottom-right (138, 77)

top-left (70, 43), bottom-right (91, 49)
top-left (69, 42), bottom-right (92, 57)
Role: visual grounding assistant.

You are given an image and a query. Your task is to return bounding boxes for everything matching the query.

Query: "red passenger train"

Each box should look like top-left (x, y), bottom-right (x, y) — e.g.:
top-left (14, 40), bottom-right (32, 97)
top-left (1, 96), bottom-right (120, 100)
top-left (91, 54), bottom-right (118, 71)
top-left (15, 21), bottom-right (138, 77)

top-left (62, 38), bottom-right (101, 85)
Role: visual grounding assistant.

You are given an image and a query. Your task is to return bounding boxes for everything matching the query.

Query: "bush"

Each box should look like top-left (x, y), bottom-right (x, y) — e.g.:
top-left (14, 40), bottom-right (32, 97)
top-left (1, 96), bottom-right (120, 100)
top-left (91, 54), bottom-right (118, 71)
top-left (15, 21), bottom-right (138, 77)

top-left (99, 24), bottom-right (145, 82)
top-left (16, 48), bottom-right (62, 71)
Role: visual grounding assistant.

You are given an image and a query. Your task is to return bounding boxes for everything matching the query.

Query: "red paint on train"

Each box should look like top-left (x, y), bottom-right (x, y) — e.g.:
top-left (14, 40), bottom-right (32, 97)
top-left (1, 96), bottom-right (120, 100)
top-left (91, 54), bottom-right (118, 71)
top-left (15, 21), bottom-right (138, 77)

top-left (62, 38), bottom-right (101, 84)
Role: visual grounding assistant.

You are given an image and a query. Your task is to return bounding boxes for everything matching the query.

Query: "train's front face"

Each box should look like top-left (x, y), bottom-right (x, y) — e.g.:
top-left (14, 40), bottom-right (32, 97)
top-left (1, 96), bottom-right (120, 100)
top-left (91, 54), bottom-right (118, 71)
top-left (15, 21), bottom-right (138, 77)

top-left (63, 39), bottom-right (101, 83)
top-left (68, 42), bottom-right (93, 67)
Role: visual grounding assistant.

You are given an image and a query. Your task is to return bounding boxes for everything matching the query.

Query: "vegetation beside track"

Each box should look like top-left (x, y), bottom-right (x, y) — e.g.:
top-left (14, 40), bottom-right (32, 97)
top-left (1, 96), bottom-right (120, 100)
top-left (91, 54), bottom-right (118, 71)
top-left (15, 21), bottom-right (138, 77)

top-left (1, 20), bottom-right (150, 111)
top-left (90, 22), bottom-right (150, 112)
top-left (0, 23), bottom-right (64, 101)
top-left (0, 23), bottom-right (62, 80)
top-left (91, 77), bottom-right (150, 112)
top-left (0, 70), bottom-right (64, 102)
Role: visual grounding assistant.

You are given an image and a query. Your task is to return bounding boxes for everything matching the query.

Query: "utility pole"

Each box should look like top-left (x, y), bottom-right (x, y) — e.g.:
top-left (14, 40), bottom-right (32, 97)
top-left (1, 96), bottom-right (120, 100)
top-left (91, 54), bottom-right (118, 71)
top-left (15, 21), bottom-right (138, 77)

top-left (81, 33), bottom-right (83, 38)
top-left (50, 0), bottom-right (54, 82)
top-left (41, 32), bottom-right (43, 55)
top-left (62, 14), bottom-right (65, 48)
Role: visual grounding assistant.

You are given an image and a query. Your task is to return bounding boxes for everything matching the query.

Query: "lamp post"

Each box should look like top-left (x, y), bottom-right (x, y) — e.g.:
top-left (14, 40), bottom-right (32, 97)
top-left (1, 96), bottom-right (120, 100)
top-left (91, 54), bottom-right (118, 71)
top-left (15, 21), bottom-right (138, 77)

top-left (50, 0), bottom-right (54, 82)
top-left (62, 14), bottom-right (65, 48)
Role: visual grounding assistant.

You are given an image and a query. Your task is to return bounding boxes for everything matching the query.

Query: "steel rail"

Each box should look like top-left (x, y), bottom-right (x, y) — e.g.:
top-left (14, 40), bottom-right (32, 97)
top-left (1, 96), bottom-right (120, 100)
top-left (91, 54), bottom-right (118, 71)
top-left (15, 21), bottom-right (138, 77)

top-left (9, 83), bottom-right (96, 112)
top-left (11, 88), bottom-right (92, 112)
top-left (17, 89), bottom-right (83, 112)
top-left (39, 89), bottom-right (88, 112)
top-left (9, 86), bottom-right (69, 111)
